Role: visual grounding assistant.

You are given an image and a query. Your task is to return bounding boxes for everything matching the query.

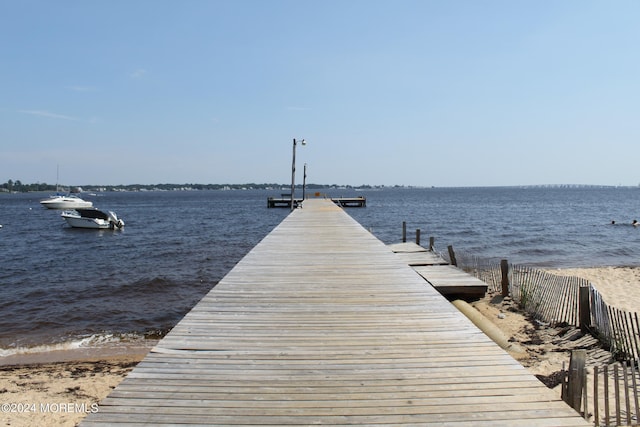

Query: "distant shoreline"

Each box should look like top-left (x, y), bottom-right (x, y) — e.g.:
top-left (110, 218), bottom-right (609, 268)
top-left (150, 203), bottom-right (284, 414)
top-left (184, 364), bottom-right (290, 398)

top-left (2, 182), bottom-right (638, 194)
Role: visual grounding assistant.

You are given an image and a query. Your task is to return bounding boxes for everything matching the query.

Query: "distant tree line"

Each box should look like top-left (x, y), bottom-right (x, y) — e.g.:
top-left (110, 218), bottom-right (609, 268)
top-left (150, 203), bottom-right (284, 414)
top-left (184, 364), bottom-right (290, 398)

top-left (1, 180), bottom-right (378, 193)
top-left (1, 180), bottom-right (57, 193)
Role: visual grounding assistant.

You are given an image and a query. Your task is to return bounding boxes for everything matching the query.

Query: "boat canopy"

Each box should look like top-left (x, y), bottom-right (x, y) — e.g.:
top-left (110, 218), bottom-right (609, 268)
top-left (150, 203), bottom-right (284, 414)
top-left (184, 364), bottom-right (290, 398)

top-left (75, 208), bottom-right (110, 220)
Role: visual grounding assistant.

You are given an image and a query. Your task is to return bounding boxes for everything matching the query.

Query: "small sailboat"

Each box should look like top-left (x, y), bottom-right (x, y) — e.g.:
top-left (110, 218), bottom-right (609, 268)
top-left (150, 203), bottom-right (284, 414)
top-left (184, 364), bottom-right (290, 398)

top-left (40, 194), bottom-right (93, 209)
top-left (39, 165), bottom-right (93, 209)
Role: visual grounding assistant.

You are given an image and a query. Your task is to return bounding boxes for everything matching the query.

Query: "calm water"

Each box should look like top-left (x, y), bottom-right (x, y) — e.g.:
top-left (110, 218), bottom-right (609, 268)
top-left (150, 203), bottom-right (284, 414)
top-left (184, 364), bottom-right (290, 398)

top-left (1, 187), bottom-right (639, 354)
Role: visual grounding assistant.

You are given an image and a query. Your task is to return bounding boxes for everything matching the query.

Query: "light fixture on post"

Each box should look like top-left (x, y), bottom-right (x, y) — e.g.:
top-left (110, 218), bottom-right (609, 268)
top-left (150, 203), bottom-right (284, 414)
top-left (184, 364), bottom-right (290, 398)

top-left (290, 138), bottom-right (306, 211)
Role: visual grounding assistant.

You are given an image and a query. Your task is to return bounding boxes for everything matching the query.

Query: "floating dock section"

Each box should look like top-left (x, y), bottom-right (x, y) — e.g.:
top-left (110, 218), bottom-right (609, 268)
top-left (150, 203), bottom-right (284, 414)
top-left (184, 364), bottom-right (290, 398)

top-left (267, 195), bottom-right (366, 208)
top-left (83, 199), bottom-right (588, 426)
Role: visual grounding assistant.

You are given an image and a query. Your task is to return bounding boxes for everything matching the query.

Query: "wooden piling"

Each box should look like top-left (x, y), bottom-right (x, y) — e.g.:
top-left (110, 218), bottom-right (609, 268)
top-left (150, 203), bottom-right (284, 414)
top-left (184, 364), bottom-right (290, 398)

top-left (447, 245), bottom-right (457, 266)
top-left (500, 259), bottom-right (509, 297)
top-left (580, 286), bottom-right (591, 333)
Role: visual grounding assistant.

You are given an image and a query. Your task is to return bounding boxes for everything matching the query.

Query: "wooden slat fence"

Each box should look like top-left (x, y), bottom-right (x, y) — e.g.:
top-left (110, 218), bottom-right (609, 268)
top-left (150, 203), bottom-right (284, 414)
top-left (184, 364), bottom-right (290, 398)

top-left (437, 245), bottom-right (640, 426)
top-left (442, 250), bottom-right (584, 326)
top-left (446, 248), bottom-right (640, 365)
top-left (591, 287), bottom-right (640, 363)
top-left (509, 265), bottom-right (585, 327)
top-left (592, 362), bottom-right (640, 426)
top-left (563, 361), bottom-right (640, 426)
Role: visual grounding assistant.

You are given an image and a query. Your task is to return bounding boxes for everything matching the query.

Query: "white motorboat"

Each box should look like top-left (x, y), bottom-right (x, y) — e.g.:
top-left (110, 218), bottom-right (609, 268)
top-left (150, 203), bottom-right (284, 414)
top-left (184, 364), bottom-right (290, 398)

top-left (40, 194), bottom-right (93, 209)
top-left (61, 208), bottom-right (124, 229)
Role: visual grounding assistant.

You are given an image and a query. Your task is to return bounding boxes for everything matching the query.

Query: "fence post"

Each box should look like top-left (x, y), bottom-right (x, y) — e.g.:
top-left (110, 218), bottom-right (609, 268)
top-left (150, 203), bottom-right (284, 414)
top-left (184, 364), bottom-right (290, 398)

top-left (632, 359), bottom-right (640, 424)
top-left (623, 363), bottom-right (631, 426)
top-left (604, 365), bottom-right (610, 425)
top-left (565, 350), bottom-right (587, 413)
top-left (416, 229), bottom-right (421, 246)
top-left (579, 286), bottom-right (591, 333)
top-left (447, 245), bottom-right (457, 267)
top-left (500, 259), bottom-right (510, 297)
top-left (402, 221), bottom-right (406, 243)
top-left (615, 364), bottom-right (621, 427)
top-left (593, 366), bottom-right (599, 426)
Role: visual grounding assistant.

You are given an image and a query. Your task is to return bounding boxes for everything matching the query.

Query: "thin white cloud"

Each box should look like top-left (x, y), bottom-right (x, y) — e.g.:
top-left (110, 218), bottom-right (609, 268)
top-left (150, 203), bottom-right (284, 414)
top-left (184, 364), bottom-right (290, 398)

top-left (66, 85), bottom-right (97, 92)
top-left (130, 68), bottom-right (147, 79)
top-left (18, 110), bottom-right (78, 121)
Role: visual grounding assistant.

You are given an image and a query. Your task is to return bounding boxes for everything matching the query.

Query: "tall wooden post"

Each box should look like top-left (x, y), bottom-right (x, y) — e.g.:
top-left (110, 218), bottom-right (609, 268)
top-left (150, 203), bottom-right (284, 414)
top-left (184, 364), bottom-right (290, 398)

top-left (500, 259), bottom-right (510, 297)
top-left (565, 350), bottom-right (587, 413)
top-left (429, 237), bottom-right (435, 252)
top-left (415, 229), bottom-right (421, 246)
top-left (402, 221), bottom-right (406, 243)
top-left (579, 286), bottom-right (591, 333)
top-left (447, 245), bottom-right (457, 266)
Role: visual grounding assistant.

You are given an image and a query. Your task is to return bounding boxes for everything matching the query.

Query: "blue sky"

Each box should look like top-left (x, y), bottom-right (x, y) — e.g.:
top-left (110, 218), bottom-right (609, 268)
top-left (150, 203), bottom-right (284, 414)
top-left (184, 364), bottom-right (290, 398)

top-left (2, 1), bottom-right (639, 187)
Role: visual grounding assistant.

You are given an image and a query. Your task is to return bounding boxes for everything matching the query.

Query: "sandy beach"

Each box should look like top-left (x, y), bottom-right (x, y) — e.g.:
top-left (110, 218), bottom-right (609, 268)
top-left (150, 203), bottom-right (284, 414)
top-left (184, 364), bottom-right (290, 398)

top-left (1, 266), bottom-right (638, 426)
top-left (472, 266), bottom-right (640, 424)
top-left (0, 345), bottom-right (153, 427)
top-left (545, 266), bottom-right (640, 313)
top-left (474, 265), bottom-right (640, 370)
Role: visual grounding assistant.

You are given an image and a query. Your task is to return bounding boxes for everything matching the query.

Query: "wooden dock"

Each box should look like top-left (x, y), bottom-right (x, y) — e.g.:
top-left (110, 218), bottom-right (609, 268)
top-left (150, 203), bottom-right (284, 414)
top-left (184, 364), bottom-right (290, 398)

top-left (389, 242), bottom-right (488, 300)
top-left (82, 199), bottom-right (588, 426)
top-left (267, 196), bottom-right (366, 208)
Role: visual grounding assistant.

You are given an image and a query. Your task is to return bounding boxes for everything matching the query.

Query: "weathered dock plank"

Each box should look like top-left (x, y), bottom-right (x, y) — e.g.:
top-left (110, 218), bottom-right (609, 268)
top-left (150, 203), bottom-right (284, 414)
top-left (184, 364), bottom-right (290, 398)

top-left (388, 241), bottom-right (448, 266)
top-left (81, 199), bottom-right (588, 426)
top-left (389, 242), bottom-right (487, 299)
top-left (414, 264), bottom-right (489, 300)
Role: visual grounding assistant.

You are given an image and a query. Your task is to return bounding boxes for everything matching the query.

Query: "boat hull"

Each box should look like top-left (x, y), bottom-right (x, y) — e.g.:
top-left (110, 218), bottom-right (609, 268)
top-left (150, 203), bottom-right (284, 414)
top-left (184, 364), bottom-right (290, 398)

top-left (61, 209), bottom-right (124, 230)
top-left (40, 196), bottom-right (93, 209)
top-left (62, 216), bottom-right (114, 229)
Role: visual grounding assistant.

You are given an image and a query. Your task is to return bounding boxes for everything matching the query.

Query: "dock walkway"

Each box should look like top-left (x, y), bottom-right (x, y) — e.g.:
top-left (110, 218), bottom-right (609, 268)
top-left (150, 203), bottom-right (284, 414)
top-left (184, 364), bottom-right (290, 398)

top-left (82, 199), bottom-right (588, 426)
top-left (388, 242), bottom-right (488, 300)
